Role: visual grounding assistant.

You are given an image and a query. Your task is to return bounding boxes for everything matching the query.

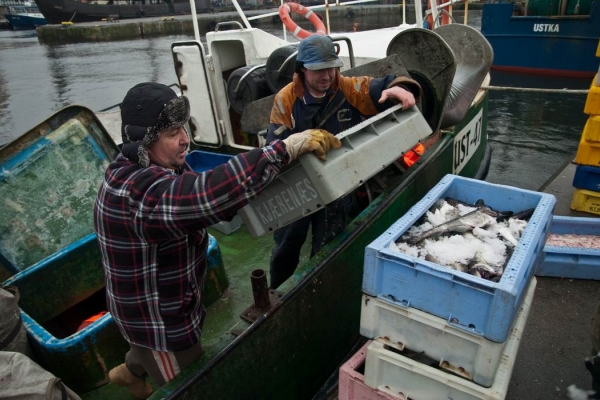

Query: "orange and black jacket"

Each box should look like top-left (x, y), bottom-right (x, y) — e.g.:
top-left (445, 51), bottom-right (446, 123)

top-left (266, 70), bottom-right (421, 143)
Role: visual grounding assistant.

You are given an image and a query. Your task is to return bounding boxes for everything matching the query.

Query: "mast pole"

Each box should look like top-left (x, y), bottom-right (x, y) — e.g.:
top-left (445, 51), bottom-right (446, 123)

top-left (189, 0), bottom-right (200, 42)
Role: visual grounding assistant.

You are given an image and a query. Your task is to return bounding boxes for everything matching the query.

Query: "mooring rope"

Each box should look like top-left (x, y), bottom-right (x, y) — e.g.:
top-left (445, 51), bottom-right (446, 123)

top-left (481, 85), bottom-right (589, 94)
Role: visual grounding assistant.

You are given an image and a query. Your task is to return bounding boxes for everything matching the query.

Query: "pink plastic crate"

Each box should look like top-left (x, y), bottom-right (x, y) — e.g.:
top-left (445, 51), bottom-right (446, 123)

top-left (339, 340), bottom-right (400, 400)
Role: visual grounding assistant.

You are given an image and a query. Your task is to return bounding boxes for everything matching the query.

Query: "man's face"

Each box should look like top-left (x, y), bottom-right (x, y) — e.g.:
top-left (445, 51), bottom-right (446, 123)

top-left (303, 67), bottom-right (336, 97)
top-left (147, 126), bottom-right (190, 169)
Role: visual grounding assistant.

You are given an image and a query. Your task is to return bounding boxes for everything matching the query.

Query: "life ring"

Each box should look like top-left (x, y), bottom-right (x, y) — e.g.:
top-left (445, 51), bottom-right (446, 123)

top-left (425, 0), bottom-right (449, 29)
top-left (279, 2), bottom-right (326, 40)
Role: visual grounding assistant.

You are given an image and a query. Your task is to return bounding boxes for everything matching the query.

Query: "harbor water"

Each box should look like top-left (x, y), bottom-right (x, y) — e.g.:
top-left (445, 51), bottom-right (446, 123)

top-left (0, 14), bottom-right (589, 193)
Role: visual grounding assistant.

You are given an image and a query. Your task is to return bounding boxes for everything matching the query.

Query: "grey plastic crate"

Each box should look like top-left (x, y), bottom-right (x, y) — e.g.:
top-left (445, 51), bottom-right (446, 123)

top-left (238, 105), bottom-right (432, 237)
top-left (210, 214), bottom-right (243, 235)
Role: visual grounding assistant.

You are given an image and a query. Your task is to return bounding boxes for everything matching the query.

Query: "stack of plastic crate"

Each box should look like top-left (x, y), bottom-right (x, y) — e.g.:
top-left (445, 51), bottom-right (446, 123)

top-left (571, 56), bottom-right (600, 214)
top-left (338, 174), bottom-right (556, 400)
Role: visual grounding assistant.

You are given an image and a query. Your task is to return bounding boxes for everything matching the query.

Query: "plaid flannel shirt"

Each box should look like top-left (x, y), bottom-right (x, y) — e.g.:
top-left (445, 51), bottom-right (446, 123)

top-left (94, 142), bottom-right (287, 351)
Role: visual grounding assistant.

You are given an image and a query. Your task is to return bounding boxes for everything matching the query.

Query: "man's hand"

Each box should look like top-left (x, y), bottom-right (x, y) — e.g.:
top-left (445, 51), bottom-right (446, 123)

top-left (378, 86), bottom-right (416, 109)
top-left (282, 129), bottom-right (342, 162)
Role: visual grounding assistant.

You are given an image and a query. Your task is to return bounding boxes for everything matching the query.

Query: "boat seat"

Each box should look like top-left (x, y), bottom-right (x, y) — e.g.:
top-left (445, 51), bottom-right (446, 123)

top-left (434, 24), bottom-right (494, 129)
top-left (240, 54), bottom-right (414, 135)
top-left (386, 28), bottom-right (456, 133)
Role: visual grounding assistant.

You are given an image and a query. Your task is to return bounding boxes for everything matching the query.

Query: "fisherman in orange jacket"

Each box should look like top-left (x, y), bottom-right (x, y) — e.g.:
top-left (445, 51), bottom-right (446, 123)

top-left (266, 34), bottom-right (422, 289)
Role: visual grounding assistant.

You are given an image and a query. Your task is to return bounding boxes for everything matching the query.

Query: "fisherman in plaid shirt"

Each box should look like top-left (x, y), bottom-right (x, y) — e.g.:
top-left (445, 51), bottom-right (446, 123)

top-left (94, 82), bottom-right (340, 398)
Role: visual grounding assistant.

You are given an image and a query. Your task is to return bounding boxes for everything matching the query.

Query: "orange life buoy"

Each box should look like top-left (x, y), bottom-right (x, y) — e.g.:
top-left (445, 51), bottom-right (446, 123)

top-left (426, 0), bottom-right (449, 29)
top-left (279, 2), bottom-right (326, 40)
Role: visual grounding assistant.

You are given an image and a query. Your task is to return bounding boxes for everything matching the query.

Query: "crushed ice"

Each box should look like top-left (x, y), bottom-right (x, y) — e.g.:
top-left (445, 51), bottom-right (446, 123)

top-left (388, 199), bottom-right (532, 282)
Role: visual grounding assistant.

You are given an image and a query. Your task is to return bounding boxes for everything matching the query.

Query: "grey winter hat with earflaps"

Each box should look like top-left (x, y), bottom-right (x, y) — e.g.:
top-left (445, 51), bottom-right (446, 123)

top-left (120, 82), bottom-right (190, 167)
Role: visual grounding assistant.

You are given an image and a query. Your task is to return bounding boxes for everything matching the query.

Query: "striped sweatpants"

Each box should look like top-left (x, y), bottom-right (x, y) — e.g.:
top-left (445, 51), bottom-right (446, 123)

top-left (125, 342), bottom-right (204, 385)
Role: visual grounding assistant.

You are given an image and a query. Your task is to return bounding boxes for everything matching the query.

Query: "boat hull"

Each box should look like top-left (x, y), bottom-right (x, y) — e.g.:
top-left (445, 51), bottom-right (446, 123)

top-left (34, 0), bottom-right (210, 24)
top-left (4, 13), bottom-right (47, 29)
top-left (152, 94), bottom-right (490, 400)
top-left (481, 2), bottom-right (600, 78)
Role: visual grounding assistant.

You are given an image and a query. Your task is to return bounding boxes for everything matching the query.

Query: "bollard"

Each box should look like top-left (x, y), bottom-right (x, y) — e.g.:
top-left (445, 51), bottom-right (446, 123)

top-left (250, 269), bottom-right (271, 310)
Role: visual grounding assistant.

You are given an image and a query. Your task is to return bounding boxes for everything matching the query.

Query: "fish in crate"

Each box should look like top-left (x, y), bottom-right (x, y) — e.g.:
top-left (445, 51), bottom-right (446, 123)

top-left (390, 198), bottom-right (535, 282)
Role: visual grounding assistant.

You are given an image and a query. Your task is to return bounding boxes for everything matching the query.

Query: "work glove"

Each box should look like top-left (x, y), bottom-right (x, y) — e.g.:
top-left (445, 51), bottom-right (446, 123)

top-left (282, 129), bottom-right (341, 162)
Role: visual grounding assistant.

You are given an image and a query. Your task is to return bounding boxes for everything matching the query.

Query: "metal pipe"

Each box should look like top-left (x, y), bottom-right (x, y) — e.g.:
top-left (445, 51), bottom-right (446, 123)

top-left (281, 0), bottom-right (286, 42)
top-left (251, 269), bottom-right (271, 309)
top-left (246, 0), bottom-right (378, 21)
top-left (435, 0), bottom-right (464, 10)
top-left (325, 0), bottom-right (331, 35)
top-left (414, 0), bottom-right (423, 27)
top-left (402, 0), bottom-right (406, 25)
top-left (429, 0), bottom-right (439, 28)
top-left (189, 0), bottom-right (200, 42)
top-left (234, 64), bottom-right (266, 94)
top-left (278, 51), bottom-right (299, 75)
top-left (230, 0), bottom-right (252, 29)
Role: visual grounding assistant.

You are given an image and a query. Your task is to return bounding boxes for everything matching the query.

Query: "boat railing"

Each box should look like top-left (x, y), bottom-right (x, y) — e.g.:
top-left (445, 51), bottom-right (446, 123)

top-left (188, 0), bottom-right (470, 42)
top-left (5, 3), bottom-right (43, 13)
top-left (214, 20), bottom-right (244, 31)
top-left (426, 0), bottom-right (471, 27)
top-left (243, 0), bottom-right (380, 41)
top-left (0, 0), bottom-right (34, 6)
top-left (263, 0), bottom-right (468, 37)
top-left (6, 5), bottom-right (25, 13)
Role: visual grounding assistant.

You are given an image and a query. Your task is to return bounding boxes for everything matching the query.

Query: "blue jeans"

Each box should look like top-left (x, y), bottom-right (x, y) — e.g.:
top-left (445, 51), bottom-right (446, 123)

top-left (269, 195), bottom-right (352, 289)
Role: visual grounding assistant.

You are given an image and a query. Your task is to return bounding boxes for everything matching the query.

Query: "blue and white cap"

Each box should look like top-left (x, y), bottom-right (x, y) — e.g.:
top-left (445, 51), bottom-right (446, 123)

top-left (296, 35), bottom-right (344, 70)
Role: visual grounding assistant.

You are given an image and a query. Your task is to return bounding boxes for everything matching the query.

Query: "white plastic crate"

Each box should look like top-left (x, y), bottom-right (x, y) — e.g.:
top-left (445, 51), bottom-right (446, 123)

top-left (363, 278), bottom-right (536, 399)
top-left (360, 276), bottom-right (536, 387)
top-left (239, 105), bottom-right (432, 237)
top-left (363, 174), bottom-right (555, 342)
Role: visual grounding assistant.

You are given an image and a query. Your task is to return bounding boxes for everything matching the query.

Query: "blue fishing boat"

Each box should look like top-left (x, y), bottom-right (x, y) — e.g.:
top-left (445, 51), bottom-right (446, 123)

top-left (481, 0), bottom-right (600, 78)
top-left (4, 2), bottom-right (47, 29)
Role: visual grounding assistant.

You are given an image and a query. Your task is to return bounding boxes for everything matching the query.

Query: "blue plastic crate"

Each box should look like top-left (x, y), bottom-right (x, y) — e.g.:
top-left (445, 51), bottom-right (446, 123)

top-left (185, 151), bottom-right (244, 234)
top-left (572, 165), bottom-right (600, 192)
top-left (186, 150), bottom-right (234, 173)
top-left (537, 216), bottom-right (600, 280)
top-left (363, 174), bottom-right (556, 343)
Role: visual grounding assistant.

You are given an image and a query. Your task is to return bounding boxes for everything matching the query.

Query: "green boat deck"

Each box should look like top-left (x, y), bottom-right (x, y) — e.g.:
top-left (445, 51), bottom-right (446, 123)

top-left (81, 214), bottom-right (314, 399)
